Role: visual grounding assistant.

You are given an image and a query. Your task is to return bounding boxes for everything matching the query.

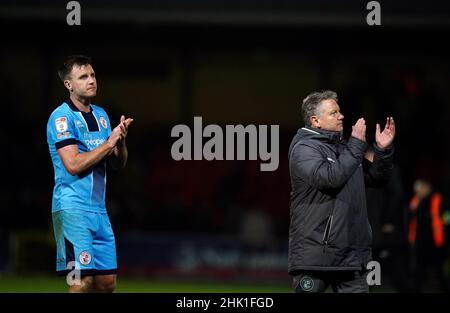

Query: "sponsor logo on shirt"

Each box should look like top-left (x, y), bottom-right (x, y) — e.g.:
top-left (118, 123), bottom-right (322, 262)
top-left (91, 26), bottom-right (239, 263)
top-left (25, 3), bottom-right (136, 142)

top-left (84, 138), bottom-right (105, 147)
top-left (75, 120), bottom-right (85, 129)
top-left (57, 131), bottom-right (72, 139)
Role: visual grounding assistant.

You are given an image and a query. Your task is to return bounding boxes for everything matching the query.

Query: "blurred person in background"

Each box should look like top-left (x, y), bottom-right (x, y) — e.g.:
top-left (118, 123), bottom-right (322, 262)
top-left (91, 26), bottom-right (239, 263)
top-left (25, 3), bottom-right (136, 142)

top-left (47, 55), bottom-right (133, 292)
top-left (408, 179), bottom-right (449, 292)
top-left (442, 178), bottom-right (450, 285)
top-left (288, 90), bottom-right (395, 293)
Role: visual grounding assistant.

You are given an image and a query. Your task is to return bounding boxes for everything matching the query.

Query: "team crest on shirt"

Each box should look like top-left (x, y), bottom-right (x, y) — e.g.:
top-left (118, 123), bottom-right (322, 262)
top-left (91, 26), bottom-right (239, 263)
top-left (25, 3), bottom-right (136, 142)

top-left (55, 117), bottom-right (68, 133)
top-left (79, 251), bottom-right (92, 265)
top-left (99, 117), bottom-right (108, 129)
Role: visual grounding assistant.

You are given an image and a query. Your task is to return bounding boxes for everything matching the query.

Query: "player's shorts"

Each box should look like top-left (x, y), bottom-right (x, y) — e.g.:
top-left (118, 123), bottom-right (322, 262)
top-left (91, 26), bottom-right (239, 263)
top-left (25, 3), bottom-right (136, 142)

top-left (52, 209), bottom-right (117, 277)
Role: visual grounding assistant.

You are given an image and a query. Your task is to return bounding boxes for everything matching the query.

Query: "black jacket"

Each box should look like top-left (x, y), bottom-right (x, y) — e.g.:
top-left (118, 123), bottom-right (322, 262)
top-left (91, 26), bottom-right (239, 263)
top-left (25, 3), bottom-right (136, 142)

top-left (288, 126), bottom-right (394, 273)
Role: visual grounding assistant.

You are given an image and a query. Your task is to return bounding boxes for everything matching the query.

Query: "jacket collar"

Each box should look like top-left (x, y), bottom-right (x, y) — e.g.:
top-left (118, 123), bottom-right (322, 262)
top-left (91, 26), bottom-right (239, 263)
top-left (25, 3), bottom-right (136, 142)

top-left (300, 126), bottom-right (343, 144)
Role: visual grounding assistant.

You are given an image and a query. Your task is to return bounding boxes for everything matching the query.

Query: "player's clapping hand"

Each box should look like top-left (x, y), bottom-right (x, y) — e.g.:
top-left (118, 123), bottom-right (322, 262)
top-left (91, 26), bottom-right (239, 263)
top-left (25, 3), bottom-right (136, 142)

top-left (116, 115), bottom-right (133, 146)
top-left (107, 115), bottom-right (133, 149)
top-left (351, 118), bottom-right (366, 142)
top-left (107, 125), bottom-right (124, 148)
top-left (375, 117), bottom-right (395, 149)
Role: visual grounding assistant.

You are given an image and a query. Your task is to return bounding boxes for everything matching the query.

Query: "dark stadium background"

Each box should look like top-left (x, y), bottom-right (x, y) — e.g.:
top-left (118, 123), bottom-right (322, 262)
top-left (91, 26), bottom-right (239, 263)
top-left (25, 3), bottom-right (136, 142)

top-left (1, 0), bottom-right (450, 292)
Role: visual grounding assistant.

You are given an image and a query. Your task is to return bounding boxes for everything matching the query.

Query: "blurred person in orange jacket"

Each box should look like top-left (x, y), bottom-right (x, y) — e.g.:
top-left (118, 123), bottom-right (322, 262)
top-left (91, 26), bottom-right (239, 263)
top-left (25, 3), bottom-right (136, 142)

top-left (408, 179), bottom-right (449, 292)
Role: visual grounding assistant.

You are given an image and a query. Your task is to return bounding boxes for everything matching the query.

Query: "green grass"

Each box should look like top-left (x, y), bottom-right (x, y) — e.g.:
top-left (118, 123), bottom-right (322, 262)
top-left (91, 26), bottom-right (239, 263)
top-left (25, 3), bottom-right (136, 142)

top-left (0, 274), bottom-right (291, 293)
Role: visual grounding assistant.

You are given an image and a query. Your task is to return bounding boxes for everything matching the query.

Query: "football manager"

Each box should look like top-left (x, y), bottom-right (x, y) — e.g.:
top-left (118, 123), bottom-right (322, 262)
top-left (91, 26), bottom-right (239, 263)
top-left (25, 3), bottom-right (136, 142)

top-left (288, 90), bottom-right (395, 293)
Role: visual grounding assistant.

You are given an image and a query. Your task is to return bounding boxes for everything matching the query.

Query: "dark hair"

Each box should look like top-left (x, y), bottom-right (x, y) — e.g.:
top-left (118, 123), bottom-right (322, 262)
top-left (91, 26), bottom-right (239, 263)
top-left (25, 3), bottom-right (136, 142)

top-left (301, 90), bottom-right (338, 126)
top-left (57, 55), bottom-right (92, 82)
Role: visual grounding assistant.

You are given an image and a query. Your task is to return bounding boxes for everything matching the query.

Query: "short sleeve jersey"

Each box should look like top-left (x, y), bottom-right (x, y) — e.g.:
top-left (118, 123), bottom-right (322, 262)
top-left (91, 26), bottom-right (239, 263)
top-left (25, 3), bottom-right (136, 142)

top-left (47, 100), bottom-right (112, 213)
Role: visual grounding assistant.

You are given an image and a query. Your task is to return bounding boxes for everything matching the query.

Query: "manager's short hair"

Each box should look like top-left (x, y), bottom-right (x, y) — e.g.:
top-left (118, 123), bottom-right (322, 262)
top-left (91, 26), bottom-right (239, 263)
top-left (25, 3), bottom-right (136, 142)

top-left (301, 90), bottom-right (338, 126)
top-left (58, 55), bottom-right (92, 82)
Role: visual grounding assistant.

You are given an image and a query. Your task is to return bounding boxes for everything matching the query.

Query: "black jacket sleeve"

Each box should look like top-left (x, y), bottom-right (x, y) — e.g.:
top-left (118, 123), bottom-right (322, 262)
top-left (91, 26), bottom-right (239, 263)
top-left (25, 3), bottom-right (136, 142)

top-left (363, 144), bottom-right (394, 188)
top-left (291, 136), bottom-right (368, 190)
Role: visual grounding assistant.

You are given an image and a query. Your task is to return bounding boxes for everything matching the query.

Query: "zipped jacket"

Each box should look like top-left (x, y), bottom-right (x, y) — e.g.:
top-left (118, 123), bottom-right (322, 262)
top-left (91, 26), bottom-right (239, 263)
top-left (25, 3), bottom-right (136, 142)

top-left (288, 126), bottom-right (394, 273)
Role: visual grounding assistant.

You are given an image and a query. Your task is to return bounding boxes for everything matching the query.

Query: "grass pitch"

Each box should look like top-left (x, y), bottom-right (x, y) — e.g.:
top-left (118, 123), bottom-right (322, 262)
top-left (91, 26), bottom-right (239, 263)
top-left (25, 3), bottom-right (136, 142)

top-left (0, 274), bottom-right (291, 293)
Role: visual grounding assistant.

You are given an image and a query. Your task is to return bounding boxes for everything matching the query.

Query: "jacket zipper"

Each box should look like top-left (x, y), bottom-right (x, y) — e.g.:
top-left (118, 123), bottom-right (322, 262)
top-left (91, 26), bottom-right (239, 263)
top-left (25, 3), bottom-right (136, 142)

top-left (322, 215), bottom-right (333, 246)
